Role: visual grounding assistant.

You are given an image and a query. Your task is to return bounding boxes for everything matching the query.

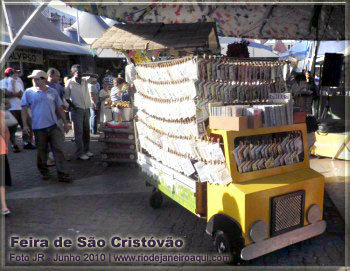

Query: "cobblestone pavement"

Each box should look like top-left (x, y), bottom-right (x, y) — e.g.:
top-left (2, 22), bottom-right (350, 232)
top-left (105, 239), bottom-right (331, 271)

top-left (3, 133), bottom-right (346, 268)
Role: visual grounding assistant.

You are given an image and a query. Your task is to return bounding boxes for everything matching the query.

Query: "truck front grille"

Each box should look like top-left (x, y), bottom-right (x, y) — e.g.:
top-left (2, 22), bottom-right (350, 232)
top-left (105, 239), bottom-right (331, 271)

top-left (270, 190), bottom-right (305, 236)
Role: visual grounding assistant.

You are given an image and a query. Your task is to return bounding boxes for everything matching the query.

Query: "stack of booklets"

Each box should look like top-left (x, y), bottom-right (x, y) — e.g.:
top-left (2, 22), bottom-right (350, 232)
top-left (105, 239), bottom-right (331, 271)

top-left (210, 105), bottom-right (250, 117)
top-left (253, 104), bottom-right (291, 127)
top-left (210, 103), bottom-right (292, 128)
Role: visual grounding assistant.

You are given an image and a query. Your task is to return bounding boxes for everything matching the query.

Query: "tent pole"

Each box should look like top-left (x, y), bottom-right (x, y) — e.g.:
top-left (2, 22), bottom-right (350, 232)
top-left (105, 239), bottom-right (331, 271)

top-left (311, 39), bottom-right (320, 76)
top-left (2, 1), bottom-right (14, 41)
top-left (76, 9), bottom-right (81, 44)
top-left (0, 1), bottom-right (49, 71)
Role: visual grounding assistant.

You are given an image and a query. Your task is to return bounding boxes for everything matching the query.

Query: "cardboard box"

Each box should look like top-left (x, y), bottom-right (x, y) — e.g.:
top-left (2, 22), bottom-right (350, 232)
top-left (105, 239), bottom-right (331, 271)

top-left (293, 112), bottom-right (306, 124)
top-left (209, 116), bottom-right (248, 131)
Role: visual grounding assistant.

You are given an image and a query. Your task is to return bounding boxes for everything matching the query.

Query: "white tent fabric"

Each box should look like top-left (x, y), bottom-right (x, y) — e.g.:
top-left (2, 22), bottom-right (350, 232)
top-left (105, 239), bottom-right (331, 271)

top-left (64, 3), bottom-right (345, 40)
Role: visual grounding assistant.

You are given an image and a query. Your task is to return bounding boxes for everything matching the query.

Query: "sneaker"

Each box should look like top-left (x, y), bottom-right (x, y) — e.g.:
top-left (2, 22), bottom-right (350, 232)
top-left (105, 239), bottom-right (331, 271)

top-left (85, 151), bottom-right (94, 157)
top-left (78, 154), bottom-right (90, 160)
top-left (58, 173), bottom-right (71, 183)
top-left (23, 143), bottom-right (36, 150)
top-left (1, 209), bottom-right (11, 216)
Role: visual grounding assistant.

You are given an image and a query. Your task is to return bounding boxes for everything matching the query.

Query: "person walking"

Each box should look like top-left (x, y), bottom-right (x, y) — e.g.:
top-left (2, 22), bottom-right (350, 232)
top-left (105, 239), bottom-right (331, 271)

top-left (21, 70), bottom-right (71, 182)
top-left (47, 68), bottom-right (70, 163)
top-left (4, 67), bottom-right (36, 150)
top-left (0, 98), bottom-right (12, 215)
top-left (65, 64), bottom-right (95, 160)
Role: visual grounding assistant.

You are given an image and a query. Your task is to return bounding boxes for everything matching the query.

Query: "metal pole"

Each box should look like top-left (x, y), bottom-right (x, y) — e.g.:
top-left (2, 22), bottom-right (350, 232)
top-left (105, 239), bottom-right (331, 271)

top-left (76, 9), bottom-right (81, 44)
top-left (2, 1), bottom-right (14, 41)
top-left (0, 1), bottom-right (50, 71)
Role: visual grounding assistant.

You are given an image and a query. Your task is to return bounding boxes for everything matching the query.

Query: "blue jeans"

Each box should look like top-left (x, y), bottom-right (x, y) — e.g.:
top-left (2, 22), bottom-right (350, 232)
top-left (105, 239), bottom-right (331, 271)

top-left (90, 106), bottom-right (99, 134)
top-left (71, 108), bottom-right (90, 157)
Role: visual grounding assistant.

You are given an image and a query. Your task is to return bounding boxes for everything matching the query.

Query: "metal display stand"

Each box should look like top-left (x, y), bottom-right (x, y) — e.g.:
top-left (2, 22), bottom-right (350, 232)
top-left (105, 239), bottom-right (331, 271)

top-left (99, 122), bottom-right (137, 167)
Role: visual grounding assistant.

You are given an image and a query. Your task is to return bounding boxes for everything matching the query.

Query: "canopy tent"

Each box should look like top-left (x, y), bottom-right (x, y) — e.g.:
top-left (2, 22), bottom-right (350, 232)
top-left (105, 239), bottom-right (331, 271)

top-left (0, 4), bottom-right (91, 55)
top-left (279, 41), bottom-right (312, 60)
top-left (70, 10), bottom-right (110, 45)
top-left (63, 10), bottom-right (125, 58)
top-left (1, 32), bottom-right (91, 55)
top-left (91, 22), bottom-right (220, 52)
top-left (279, 41), bottom-right (348, 60)
top-left (63, 3), bottom-right (345, 40)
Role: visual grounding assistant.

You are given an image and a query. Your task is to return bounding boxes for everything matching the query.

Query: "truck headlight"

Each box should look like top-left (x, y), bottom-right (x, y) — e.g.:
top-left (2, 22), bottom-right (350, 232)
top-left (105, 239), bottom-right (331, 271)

top-left (307, 204), bottom-right (321, 224)
top-left (249, 220), bottom-right (268, 243)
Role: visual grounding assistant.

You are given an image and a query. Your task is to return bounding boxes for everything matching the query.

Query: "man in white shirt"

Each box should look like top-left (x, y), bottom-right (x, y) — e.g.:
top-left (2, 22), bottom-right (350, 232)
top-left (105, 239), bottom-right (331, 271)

top-left (125, 58), bottom-right (136, 86)
top-left (125, 58), bottom-right (137, 101)
top-left (65, 64), bottom-right (96, 160)
top-left (4, 67), bottom-right (36, 150)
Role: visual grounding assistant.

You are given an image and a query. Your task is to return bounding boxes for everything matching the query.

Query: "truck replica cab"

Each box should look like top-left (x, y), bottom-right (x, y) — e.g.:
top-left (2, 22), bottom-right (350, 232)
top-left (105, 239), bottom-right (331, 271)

top-left (206, 123), bottom-right (326, 261)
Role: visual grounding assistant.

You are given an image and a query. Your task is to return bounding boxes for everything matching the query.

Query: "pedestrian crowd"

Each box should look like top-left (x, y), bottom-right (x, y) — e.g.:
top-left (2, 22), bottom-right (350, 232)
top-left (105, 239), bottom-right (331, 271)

top-left (0, 62), bottom-right (136, 216)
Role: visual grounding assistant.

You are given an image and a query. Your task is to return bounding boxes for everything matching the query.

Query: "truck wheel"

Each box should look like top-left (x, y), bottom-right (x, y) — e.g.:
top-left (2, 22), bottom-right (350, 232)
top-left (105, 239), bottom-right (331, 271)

top-left (214, 230), bottom-right (242, 264)
top-left (149, 191), bottom-right (163, 209)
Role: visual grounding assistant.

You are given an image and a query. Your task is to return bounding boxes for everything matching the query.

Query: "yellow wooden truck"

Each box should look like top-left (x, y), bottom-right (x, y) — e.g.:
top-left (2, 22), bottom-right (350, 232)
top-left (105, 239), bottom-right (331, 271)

top-left (138, 123), bottom-right (326, 262)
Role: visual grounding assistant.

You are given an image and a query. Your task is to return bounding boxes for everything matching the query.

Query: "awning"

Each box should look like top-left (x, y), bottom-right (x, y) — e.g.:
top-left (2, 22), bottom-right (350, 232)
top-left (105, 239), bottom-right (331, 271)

top-left (1, 32), bottom-right (92, 55)
top-left (92, 22), bottom-right (219, 52)
top-left (64, 3), bottom-right (345, 40)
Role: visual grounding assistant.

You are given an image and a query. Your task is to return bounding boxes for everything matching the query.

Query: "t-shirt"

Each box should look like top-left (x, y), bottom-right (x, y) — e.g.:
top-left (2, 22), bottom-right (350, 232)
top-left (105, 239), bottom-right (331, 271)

top-left (65, 77), bottom-right (94, 110)
top-left (125, 63), bottom-right (136, 84)
top-left (88, 83), bottom-right (100, 105)
top-left (111, 86), bottom-right (122, 102)
top-left (21, 86), bottom-right (63, 130)
top-left (5, 77), bottom-right (22, 111)
top-left (47, 81), bottom-right (64, 99)
top-left (103, 75), bottom-right (115, 89)
top-left (0, 111), bottom-right (9, 155)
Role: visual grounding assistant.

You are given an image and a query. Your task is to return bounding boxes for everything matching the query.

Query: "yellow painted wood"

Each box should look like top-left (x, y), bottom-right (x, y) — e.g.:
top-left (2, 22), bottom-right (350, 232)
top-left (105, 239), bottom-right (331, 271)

top-left (207, 168), bottom-right (325, 246)
top-left (207, 124), bottom-right (325, 247)
top-left (311, 132), bottom-right (350, 160)
top-left (210, 123), bottom-right (309, 183)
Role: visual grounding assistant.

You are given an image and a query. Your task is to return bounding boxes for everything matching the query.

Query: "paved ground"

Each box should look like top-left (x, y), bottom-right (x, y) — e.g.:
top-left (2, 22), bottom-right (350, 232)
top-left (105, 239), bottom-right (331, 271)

top-left (2, 132), bottom-right (346, 269)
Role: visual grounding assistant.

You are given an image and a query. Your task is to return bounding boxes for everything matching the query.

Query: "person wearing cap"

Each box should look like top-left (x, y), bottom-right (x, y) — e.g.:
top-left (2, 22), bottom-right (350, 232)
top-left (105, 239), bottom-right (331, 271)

top-left (64, 64), bottom-right (96, 161)
top-left (3, 67), bottom-right (36, 151)
top-left (21, 70), bottom-right (71, 182)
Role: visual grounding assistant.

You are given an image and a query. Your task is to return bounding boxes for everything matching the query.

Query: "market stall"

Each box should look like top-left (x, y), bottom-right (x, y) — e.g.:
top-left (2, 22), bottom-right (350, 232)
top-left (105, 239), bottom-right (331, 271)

top-left (133, 55), bottom-right (325, 261)
top-left (59, 1), bottom-right (345, 262)
top-left (92, 22), bottom-right (220, 167)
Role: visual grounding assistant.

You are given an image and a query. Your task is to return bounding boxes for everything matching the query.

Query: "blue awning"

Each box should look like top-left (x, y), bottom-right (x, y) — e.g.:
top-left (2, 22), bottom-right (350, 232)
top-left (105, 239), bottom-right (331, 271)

top-left (1, 32), bottom-right (92, 56)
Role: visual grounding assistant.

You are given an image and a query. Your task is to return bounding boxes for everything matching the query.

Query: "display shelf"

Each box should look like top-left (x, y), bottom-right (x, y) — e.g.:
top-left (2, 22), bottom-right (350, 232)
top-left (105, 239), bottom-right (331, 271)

top-left (99, 121), bottom-right (137, 166)
top-left (101, 158), bottom-right (137, 163)
top-left (100, 127), bottom-right (134, 134)
top-left (101, 149), bottom-right (137, 155)
top-left (210, 123), bottom-right (309, 183)
top-left (98, 138), bottom-right (136, 144)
